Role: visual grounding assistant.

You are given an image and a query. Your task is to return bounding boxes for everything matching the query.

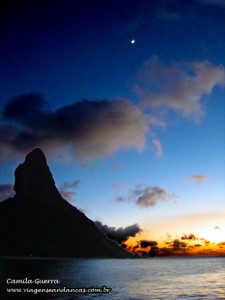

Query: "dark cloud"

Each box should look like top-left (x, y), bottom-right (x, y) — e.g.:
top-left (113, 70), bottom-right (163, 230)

top-left (172, 239), bottom-right (187, 250)
top-left (149, 246), bottom-right (160, 257)
top-left (194, 244), bottom-right (202, 248)
top-left (181, 233), bottom-right (197, 240)
top-left (2, 93), bottom-right (48, 123)
top-left (0, 184), bottom-right (15, 202)
top-left (0, 94), bottom-right (148, 162)
top-left (139, 240), bottom-right (158, 248)
top-left (160, 247), bottom-right (173, 256)
top-left (95, 222), bottom-right (142, 244)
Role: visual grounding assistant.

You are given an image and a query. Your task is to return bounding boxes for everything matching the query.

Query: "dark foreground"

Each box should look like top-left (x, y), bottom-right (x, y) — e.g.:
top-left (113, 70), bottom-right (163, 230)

top-left (1, 257), bottom-right (225, 299)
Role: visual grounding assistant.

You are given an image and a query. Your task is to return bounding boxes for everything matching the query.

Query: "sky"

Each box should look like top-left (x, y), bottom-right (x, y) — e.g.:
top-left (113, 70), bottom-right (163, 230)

top-left (0, 0), bottom-right (224, 256)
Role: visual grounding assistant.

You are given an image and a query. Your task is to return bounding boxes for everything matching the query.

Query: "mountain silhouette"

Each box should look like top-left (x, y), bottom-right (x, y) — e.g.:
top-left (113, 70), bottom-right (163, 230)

top-left (0, 148), bottom-right (132, 258)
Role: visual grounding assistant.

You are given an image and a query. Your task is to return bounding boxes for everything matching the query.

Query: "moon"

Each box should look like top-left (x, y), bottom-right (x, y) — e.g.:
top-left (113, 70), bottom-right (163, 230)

top-left (131, 39), bottom-right (135, 44)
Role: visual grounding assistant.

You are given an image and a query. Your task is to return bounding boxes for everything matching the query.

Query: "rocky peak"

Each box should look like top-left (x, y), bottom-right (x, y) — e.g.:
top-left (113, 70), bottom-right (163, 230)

top-left (14, 148), bottom-right (62, 203)
top-left (25, 148), bottom-right (47, 165)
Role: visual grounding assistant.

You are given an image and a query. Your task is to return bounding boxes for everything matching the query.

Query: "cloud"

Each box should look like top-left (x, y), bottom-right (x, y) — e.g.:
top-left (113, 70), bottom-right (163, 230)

top-left (135, 186), bottom-right (169, 207)
top-left (58, 180), bottom-right (80, 202)
top-left (0, 94), bottom-right (148, 162)
top-left (95, 222), bottom-right (142, 244)
top-left (172, 239), bottom-right (187, 250)
top-left (152, 138), bottom-right (163, 157)
top-left (134, 185), bottom-right (176, 208)
top-left (112, 183), bottom-right (123, 190)
top-left (116, 196), bottom-right (126, 203)
top-left (147, 115), bottom-right (166, 128)
top-left (59, 191), bottom-right (76, 202)
top-left (194, 244), bottom-right (202, 248)
top-left (190, 174), bottom-right (208, 185)
top-left (60, 180), bottom-right (81, 190)
top-left (134, 56), bottom-right (224, 121)
top-left (214, 226), bottom-right (221, 230)
top-left (117, 184), bottom-right (177, 208)
top-left (162, 235), bottom-right (199, 253)
top-left (181, 233), bottom-right (198, 240)
top-left (0, 184), bottom-right (15, 202)
top-left (200, 238), bottom-right (210, 245)
top-left (139, 240), bottom-right (158, 248)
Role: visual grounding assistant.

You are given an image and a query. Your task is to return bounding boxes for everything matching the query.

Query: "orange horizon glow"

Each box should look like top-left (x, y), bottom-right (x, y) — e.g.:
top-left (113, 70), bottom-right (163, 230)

top-left (119, 213), bottom-right (225, 256)
top-left (122, 229), bottom-right (225, 257)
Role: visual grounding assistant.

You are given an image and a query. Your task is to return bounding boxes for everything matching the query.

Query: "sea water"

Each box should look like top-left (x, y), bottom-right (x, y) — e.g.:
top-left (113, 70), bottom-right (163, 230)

top-left (0, 257), bottom-right (224, 299)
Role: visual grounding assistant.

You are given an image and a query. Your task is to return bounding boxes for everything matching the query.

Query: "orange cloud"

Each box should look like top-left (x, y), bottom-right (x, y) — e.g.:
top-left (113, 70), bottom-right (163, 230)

top-left (214, 226), bottom-right (221, 230)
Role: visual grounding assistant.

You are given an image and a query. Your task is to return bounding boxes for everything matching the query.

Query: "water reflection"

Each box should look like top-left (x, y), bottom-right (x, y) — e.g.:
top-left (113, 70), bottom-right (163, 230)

top-left (1, 257), bottom-right (225, 300)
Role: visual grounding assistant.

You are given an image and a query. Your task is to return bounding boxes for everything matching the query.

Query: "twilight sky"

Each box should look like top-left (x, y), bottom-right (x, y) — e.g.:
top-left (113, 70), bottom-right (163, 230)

top-left (0, 0), bottom-right (224, 255)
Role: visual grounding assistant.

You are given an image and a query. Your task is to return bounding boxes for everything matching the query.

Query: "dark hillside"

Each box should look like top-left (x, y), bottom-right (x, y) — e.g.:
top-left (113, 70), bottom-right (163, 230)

top-left (0, 148), bottom-right (132, 258)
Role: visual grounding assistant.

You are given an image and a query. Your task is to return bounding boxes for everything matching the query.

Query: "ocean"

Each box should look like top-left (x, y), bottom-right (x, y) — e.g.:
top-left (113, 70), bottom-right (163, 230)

top-left (0, 257), bottom-right (224, 299)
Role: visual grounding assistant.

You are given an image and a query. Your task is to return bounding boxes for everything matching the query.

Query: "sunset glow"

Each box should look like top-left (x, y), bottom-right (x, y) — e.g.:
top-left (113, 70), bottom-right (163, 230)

top-left (0, 0), bottom-right (224, 258)
top-left (198, 225), bottom-right (225, 244)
